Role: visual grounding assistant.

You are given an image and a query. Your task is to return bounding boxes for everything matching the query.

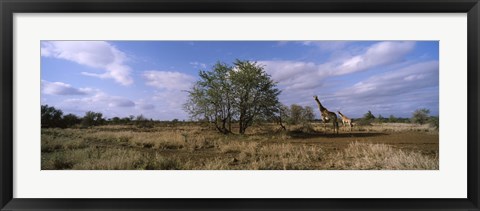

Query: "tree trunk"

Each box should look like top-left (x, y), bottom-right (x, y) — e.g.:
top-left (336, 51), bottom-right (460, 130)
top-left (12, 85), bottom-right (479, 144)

top-left (228, 117), bottom-right (231, 132)
top-left (239, 120), bottom-right (245, 134)
top-left (278, 116), bottom-right (286, 131)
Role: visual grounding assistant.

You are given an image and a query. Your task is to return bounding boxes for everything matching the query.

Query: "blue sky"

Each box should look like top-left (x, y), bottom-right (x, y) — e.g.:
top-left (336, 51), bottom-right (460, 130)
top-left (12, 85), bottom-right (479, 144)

top-left (41, 41), bottom-right (439, 120)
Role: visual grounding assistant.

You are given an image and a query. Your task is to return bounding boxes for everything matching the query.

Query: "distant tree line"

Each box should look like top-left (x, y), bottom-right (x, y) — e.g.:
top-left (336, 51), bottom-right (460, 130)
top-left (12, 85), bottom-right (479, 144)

top-left (354, 109), bottom-right (438, 129)
top-left (41, 105), bottom-right (177, 129)
top-left (42, 104), bottom-right (438, 131)
top-left (42, 105), bottom-right (104, 128)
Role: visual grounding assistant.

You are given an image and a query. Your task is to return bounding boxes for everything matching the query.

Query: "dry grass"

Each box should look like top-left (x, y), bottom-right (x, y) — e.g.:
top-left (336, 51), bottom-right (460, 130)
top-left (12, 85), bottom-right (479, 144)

top-left (42, 148), bottom-right (182, 170)
top-left (353, 123), bottom-right (437, 133)
top-left (325, 142), bottom-right (439, 170)
top-left (41, 122), bottom-right (438, 170)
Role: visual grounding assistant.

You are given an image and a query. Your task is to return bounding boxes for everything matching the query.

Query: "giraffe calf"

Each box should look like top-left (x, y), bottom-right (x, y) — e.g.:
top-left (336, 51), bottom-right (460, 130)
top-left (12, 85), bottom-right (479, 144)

top-left (337, 111), bottom-right (353, 131)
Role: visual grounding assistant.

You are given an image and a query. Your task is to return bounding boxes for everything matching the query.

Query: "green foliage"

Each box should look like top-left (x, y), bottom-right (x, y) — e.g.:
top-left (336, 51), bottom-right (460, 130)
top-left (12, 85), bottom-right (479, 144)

top-left (355, 110), bottom-right (376, 126)
top-left (81, 111), bottom-right (105, 127)
top-left (110, 117), bottom-right (122, 124)
top-left (388, 115), bottom-right (397, 123)
top-left (374, 114), bottom-right (386, 123)
top-left (286, 104), bottom-right (315, 125)
top-left (41, 105), bottom-right (64, 128)
top-left (355, 118), bottom-right (373, 126)
top-left (428, 116), bottom-right (439, 129)
top-left (122, 117), bottom-right (132, 124)
top-left (135, 114), bottom-right (153, 128)
top-left (135, 114), bottom-right (147, 121)
top-left (303, 106), bottom-right (315, 123)
top-left (63, 114), bottom-right (81, 127)
top-left (363, 110), bottom-right (375, 120)
top-left (289, 104), bottom-right (303, 125)
top-left (412, 108), bottom-right (430, 124)
top-left (184, 61), bottom-right (235, 134)
top-left (185, 60), bottom-right (281, 134)
top-left (230, 60), bottom-right (281, 134)
top-left (41, 105), bottom-right (85, 128)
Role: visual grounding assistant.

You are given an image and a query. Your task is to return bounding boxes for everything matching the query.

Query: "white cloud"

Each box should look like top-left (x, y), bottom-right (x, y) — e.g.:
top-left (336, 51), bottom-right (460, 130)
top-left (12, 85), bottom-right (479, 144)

top-left (257, 42), bottom-right (437, 118)
top-left (143, 70), bottom-right (195, 90)
top-left (336, 61), bottom-right (438, 98)
top-left (301, 41), bottom-right (350, 51)
top-left (108, 99), bottom-right (136, 108)
top-left (141, 70), bottom-right (196, 119)
top-left (41, 41), bottom-right (133, 85)
top-left (335, 41), bottom-right (415, 75)
top-left (135, 100), bottom-right (155, 110)
top-left (152, 89), bottom-right (189, 108)
top-left (64, 92), bottom-right (135, 108)
top-left (57, 93), bottom-right (171, 119)
top-left (190, 62), bottom-right (207, 69)
top-left (331, 61), bottom-right (439, 117)
top-left (260, 41), bottom-right (416, 90)
top-left (41, 80), bottom-right (89, 95)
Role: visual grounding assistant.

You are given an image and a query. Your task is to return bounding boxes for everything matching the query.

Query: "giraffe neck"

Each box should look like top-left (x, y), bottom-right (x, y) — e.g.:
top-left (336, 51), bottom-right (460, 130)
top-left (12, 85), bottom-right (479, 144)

top-left (314, 98), bottom-right (327, 112)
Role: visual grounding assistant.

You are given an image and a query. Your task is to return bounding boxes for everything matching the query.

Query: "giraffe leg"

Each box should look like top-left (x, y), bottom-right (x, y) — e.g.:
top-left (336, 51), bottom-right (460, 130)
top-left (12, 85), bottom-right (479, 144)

top-left (335, 122), bottom-right (338, 134)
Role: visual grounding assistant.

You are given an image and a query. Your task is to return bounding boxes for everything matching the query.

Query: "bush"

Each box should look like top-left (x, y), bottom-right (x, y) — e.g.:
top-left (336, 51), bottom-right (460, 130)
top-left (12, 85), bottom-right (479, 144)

top-left (41, 105), bottom-right (64, 128)
top-left (388, 115), bottom-right (397, 123)
top-left (285, 104), bottom-right (314, 125)
top-left (135, 115), bottom-right (154, 128)
top-left (63, 114), bottom-right (81, 127)
top-left (429, 116), bottom-right (439, 129)
top-left (412, 108), bottom-right (430, 124)
top-left (363, 110), bottom-right (375, 121)
top-left (355, 118), bottom-right (373, 126)
top-left (82, 111), bottom-right (105, 127)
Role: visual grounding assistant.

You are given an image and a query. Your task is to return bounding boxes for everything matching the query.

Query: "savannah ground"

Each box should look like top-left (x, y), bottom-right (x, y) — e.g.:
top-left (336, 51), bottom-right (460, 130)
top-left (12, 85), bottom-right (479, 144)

top-left (41, 122), bottom-right (438, 170)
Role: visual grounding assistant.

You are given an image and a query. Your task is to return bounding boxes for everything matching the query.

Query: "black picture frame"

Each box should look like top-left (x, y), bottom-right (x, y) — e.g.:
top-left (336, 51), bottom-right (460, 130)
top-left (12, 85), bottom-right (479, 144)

top-left (1, 0), bottom-right (479, 210)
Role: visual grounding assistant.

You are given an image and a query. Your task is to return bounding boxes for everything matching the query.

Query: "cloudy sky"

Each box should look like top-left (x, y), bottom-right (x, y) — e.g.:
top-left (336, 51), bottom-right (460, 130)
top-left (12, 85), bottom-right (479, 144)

top-left (41, 41), bottom-right (439, 120)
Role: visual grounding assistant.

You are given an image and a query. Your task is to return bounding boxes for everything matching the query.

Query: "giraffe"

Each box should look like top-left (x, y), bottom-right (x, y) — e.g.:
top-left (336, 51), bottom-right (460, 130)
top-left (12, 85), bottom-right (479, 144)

top-left (313, 95), bottom-right (338, 134)
top-left (337, 111), bottom-right (353, 132)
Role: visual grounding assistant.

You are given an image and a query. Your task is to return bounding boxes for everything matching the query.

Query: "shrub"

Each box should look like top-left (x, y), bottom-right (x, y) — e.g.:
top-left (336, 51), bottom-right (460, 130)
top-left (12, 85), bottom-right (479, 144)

top-left (82, 111), bottom-right (105, 127)
top-left (429, 116), bottom-right (439, 129)
top-left (355, 118), bottom-right (373, 126)
top-left (41, 105), bottom-right (64, 128)
top-left (412, 108), bottom-right (430, 124)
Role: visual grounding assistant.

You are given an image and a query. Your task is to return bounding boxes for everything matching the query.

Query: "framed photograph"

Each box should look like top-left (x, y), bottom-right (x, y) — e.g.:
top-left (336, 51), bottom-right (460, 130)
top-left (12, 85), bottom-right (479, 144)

top-left (1, 0), bottom-right (479, 210)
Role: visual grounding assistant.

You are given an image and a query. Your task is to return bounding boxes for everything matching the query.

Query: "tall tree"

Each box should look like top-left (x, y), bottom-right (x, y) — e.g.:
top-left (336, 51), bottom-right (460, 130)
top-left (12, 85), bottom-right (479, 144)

top-left (289, 104), bottom-right (303, 125)
top-left (230, 60), bottom-right (281, 134)
top-left (302, 106), bottom-right (315, 122)
top-left (185, 60), bottom-right (281, 134)
top-left (184, 62), bottom-right (235, 134)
